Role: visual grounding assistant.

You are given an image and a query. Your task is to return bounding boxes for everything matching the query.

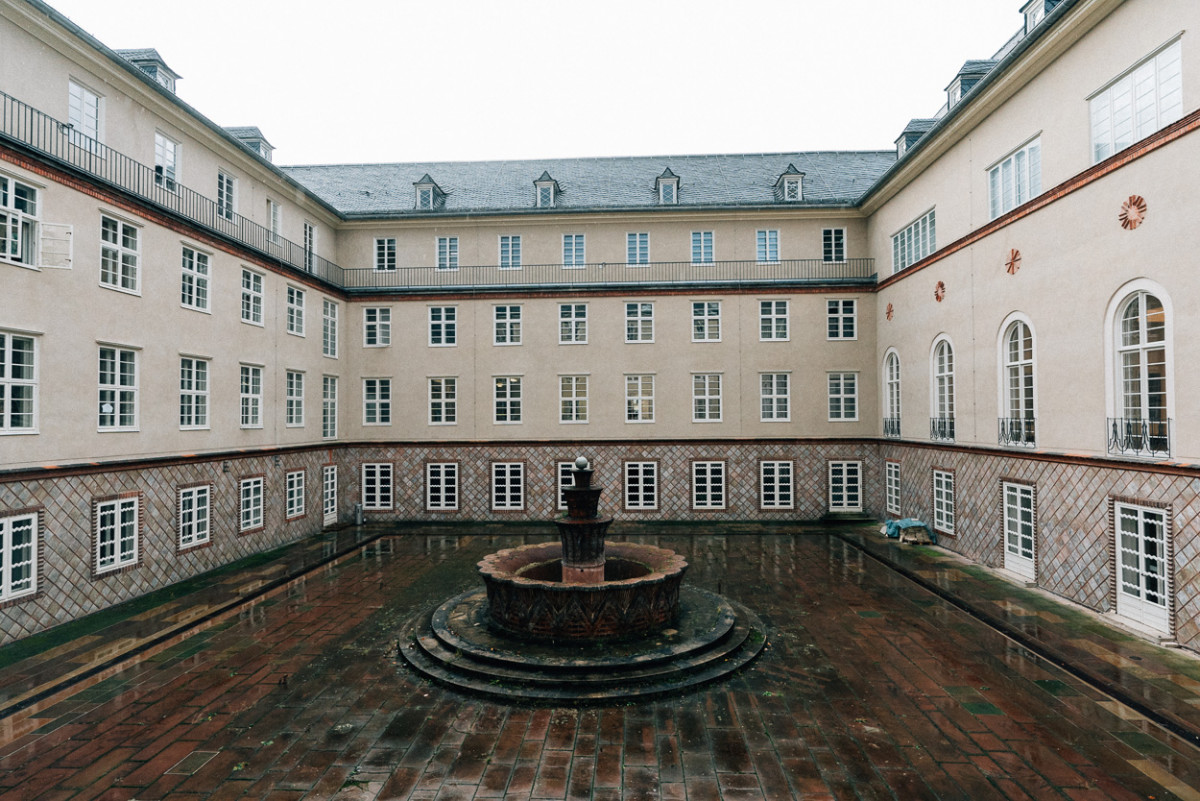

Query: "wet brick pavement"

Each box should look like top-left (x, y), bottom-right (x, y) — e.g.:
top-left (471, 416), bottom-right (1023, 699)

top-left (2, 522), bottom-right (1200, 799)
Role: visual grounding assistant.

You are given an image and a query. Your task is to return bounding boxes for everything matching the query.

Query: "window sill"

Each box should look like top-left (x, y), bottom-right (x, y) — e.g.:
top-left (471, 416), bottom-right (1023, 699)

top-left (99, 284), bottom-right (141, 297)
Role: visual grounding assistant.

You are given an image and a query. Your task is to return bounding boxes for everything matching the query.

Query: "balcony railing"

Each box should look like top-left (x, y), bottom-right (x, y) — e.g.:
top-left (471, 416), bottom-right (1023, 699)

top-left (998, 417), bottom-right (1036, 447)
top-left (930, 416), bottom-right (955, 442)
top-left (1107, 417), bottom-right (1171, 459)
top-left (883, 417), bottom-right (901, 438)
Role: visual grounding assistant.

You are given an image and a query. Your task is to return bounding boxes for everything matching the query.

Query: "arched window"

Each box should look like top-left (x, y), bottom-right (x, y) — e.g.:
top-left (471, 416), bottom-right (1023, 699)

top-left (883, 351), bottom-right (901, 438)
top-left (931, 338), bottom-right (954, 441)
top-left (1001, 320), bottom-right (1036, 446)
top-left (1110, 291), bottom-right (1170, 457)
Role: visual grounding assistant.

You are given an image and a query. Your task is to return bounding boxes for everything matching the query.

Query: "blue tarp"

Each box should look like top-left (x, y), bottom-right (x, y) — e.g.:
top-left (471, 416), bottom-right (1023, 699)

top-left (884, 518), bottom-right (937, 544)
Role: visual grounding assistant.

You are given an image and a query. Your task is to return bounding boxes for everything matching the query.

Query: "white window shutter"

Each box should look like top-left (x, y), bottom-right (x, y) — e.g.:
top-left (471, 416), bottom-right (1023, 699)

top-left (40, 223), bottom-right (73, 268)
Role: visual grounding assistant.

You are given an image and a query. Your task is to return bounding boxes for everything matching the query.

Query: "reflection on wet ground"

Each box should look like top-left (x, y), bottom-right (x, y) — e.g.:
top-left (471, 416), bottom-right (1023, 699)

top-left (1, 522), bottom-right (1199, 799)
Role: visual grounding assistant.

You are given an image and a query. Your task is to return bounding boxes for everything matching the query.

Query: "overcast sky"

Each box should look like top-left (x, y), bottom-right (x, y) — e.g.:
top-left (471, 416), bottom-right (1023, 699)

top-left (42, 0), bottom-right (1023, 166)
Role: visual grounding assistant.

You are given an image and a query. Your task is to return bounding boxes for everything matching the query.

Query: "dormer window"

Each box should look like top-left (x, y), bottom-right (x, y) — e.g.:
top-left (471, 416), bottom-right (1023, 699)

top-left (224, 126), bottom-right (275, 163)
top-left (655, 168), bottom-right (679, 205)
top-left (419, 188), bottom-right (434, 210)
top-left (413, 174), bottom-right (444, 211)
top-left (114, 49), bottom-right (180, 94)
top-left (783, 177), bottom-right (801, 202)
top-left (946, 61), bottom-right (997, 109)
top-left (774, 164), bottom-right (804, 203)
top-left (1021, 0), bottom-right (1058, 33)
top-left (534, 171), bottom-right (560, 208)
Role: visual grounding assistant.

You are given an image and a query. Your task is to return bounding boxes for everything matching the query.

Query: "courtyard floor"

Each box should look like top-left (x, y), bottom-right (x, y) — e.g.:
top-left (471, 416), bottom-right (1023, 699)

top-left (2, 522), bottom-right (1200, 800)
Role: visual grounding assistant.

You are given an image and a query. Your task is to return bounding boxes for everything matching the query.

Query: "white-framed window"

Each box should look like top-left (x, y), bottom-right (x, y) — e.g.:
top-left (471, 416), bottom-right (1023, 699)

top-left (760, 461), bottom-right (793, 510)
top-left (267, 199), bottom-right (281, 244)
top-left (932, 338), bottom-right (955, 440)
top-left (624, 462), bottom-right (658, 510)
top-left (364, 307), bottom-right (391, 347)
top-left (0, 511), bottom-right (37, 601)
top-left (692, 461), bottom-right (726, 510)
top-left (988, 137), bottom-right (1042, 219)
top-left (933, 469), bottom-right (955, 535)
top-left (783, 175), bottom-right (802, 201)
top-left (363, 378), bottom-right (392, 425)
top-left (1091, 39), bottom-right (1182, 165)
top-left (426, 462), bottom-right (459, 511)
top-left (759, 300), bottom-right (788, 341)
top-left (827, 299), bottom-right (856, 340)
top-left (1003, 482), bottom-right (1036, 581)
top-left (556, 462), bottom-right (575, 511)
top-left (217, 171), bottom-right (236, 221)
top-left (302, 221), bottom-right (316, 272)
top-left (828, 461), bottom-right (862, 512)
top-left (322, 375), bottom-right (338, 439)
top-left (559, 303), bottom-right (587, 344)
top-left (0, 174), bottom-right (40, 265)
top-left (491, 462), bottom-right (525, 510)
top-left (0, 331), bottom-right (37, 432)
top-left (417, 186), bottom-right (435, 210)
top-left (429, 306), bottom-right (457, 346)
top-left (362, 463), bottom-right (393, 510)
top-left (560, 375), bottom-right (588, 423)
top-left (98, 346), bottom-right (137, 430)
top-left (68, 79), bottom-right (101, 144)
top-left (180, 246), bottom-right (210, 311)
top-left (691, 301), bottom-right (721, 342)
top-left (537, 183), bottom-right (555, 208)
top-left (823, 228), bottom-right (846, 263)
top-left (1001, 319), bottom-right (1036, 446)
top-left (494, 305), bottom-right (522, 345)
top-left (756, 230), bottom-right (779, 263)
top-left (494, 376), bottom-right (522, 424)
top-left (429, 377), bottom-right (457, 425)
top-left (95, 495), bottom-right (138, 573)
top-left (627, 232), bottom-right (649, 265)
top-left (286, 286), bottom-right (305, 335)
top-left (240, 364), bottom-right (263, 428)
top-left (437, 236), bottom-right (459, 271)
top-left (241, 269), bottom-right (263, 325)
top-left (323, 465), bottom-right (337, 525)
top-left (154, 132), bottom-right (179, 191)
top-left (563, 234), bottom-right (585, 268)
top-left (100, 215), bottom-right (139, 293)
top-left (285, 370), bottom-right (304, 427)
top-left (178, 485), bottom-right (211, 550)
top-left (828, 372), bottom-right (858, 421)
top-left (500, 235), bottom-right (522, 269)
top-left (239, 477), bottom-right (264, 532)
top-left (885, 461), bottom-right (901, 516)
top-left (691, 231), bottom-right (714, 265)
top-left (625, 302), bottom-right (654, 342)
top-left (692, 373), bottom-right (722, 422)
top-left (884, 350), bottom-right (902, 437)
top-left (322, 300), bottom-right (338, 358)
top-left (659, 179), bottom-right (677, 205)
top-left (891, 209), bottom-right (935, 274)
top-left (1114, 501), bottom-right (1171, 634)
top-left (285, 470), bottom-right (305, 519)
top-left (625, 374), bottom-right (654, 423)
top-left (1112, 290), bottom-right (1170, 457)
top-left (375, 237), bottom-right (396, 271)
top-left (179, 357), bottom-right (209, 429)
top-left (760, 373), bottom-right (790, 421)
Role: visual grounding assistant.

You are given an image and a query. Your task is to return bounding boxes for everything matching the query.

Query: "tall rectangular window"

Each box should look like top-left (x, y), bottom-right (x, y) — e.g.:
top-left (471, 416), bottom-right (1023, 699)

top-left (557, 462), bottom-right (575, 511)
top-left (267, 199), bottom-right (281, 243)
top-left (829, 461), bottom-right (862, 512)
top-left (362, 463), bottom-right (393, 510)
top-left (286, 287), bottom-right (305, 335)
top-left (303, 222), bottom-right (316, 272)
top-left (241, 269), bottom-right (263, 325)
top-left (1115, 501), bottom-right (1170, 634)
top-left (823, 229), bottom-right (846, 263)
top-left (559, 303), bottom-right (587, 344)
top-left (759, 300), bottom-right (788, 341)
top-left (364, 378), bottom-right (392, 425)
top-left (100, 216), bottom-right (139, 292)
top-left (285, 470), bottom-right (305, 519)
top-left (364, 307), bottom-right (391, 347)
top-left (691, 301), bottom-right (721, 341)
top-left (178, 485), bottom-right (210, 550)
top-left (180, 247), bottom-right (210, 311)
top-left (322, 299), bottom-right (338, 357)
top-left (827, 299), bottom-right (856, 340)
top-left (760, 461), bottom-right (793, 510)
top-left (0, 175), bottom-right (39, 265)
top-left (0, 331), bottom-right (36, 432)
top-left (625, 374), bottom-right (654, 423)
top-left (500, 235), bottom-right (522, 269)
top-left (492, 462), bottom-right (525, 510)
top-left (1003, 482), bottom-right (1036, 581)
top-left (437, 236), bottom-right (459, 270)
top-left (217, 171), bottom-right (236, 221)
top-left (692, 374), bottom-right (722, 422)
top-left (891, 209), bottom-right (935, 274)
top-left (427, 463), bottom-right (459, 510)
top-left (560, 375), bottom-right (588, 423)
top-left (691, 231), bottom-right (714, 264)
top-left (98, 346), bottom-right (137, 430)
top-left (322, 375), bottom-right (338, 439)
top-left (179, 357), bottom-right (209, 429)
top-left (563, 234), bottom-right (585, 267)
top-left (627, 232), bottom-right (649, 265)
top-left (625, 462), bottom-right (658, 510)
top-left (988, 138), bottom-right (1042, 219)
top-left (692, 461), bottom-right (726, 509)
top-left (933, 470), bottom-right (955, 535)
top-left (756, 230), bottom-right (779, 263)
top-left (494, 376), bottom-right (522, 423)
top-left (154, 132), bottom-right (178, 191)
top-left (285, 370), bottom-right (304, 427)
top-left (239, 477), bottom-right (263, 532)
top-left (429, 377), bottom-right (457, 424)
top-left (429, 306), bottom-right (457, 346)
top-left (68, 80), bottom-right (100, 143)
top-left (240, 365), bottom-right (262, 428)
top-left (95, 496), bottom-right (138, 573)
top-left (375, 237), bottom-right (396, 271)
top-left (1091, 40), bottom-right (1182, 164)
top-left (0, 512), bottom-right (37, 601)
top-left (885, 461), bottom-right (901, 516)
top-left (625, 302), bottom-right (654, 342)
top-left (828, 372), bottom-right (858, 421)
top-left (494, 305), bottom-right (522, 345)
top-left (760, 373), bottom-right (790, 421)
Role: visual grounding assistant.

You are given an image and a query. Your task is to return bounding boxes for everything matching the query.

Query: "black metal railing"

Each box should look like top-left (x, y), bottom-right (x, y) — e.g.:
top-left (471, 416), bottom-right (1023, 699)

top-left (1107, 417), bottom-right (1171, 458)
top-left (1, 89), bottom-right (345, 286)
top-left (998, 417), bottom-right (1036, 447)
top-left (930, 416), bottom-right (955, 442)
top-left (883, 417), bottom-right (901, 438)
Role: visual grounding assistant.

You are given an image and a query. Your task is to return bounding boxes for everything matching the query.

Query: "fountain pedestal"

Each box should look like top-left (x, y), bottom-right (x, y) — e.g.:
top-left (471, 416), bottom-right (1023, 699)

top-left (557, 465), bottom-right (609, 584)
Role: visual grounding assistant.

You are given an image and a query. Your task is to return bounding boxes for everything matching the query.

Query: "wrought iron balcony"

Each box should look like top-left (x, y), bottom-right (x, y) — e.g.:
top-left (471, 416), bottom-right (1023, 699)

top-left (998, 417), bottom-right (1036, 447)
top-left (883, 417), bottom-right (901, 438)
top-left (1107, 417), bottom-right (1171, 459)
top-left (930, 416), bottom-right (955, 442)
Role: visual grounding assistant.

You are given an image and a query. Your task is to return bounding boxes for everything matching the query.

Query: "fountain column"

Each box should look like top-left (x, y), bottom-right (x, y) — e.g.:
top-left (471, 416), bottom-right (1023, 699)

top-left (557, 456), bottom-right (611, 584)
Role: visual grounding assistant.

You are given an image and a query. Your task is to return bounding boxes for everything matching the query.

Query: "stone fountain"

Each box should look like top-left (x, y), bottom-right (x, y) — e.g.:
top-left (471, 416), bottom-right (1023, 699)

top-left (399, 458), bottom-right (765, 702)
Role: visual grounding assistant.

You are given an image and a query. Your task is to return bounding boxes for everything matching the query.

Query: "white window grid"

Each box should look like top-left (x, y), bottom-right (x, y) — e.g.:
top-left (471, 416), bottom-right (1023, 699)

top-left (494, 305), bottom-right (522, 345)
top-left (933, 470), bottom-right (955, 534)
top-left (625, 462), bottom-right (658, 510)
top-left (286, 287), bottom-right (305, 335)
top-left (691, 301), bottom-right (721, 342)
top-left (1091, 40), bottom-right (1182, 164)
top-left (491, 462), bottom-right (525, 510)
top-left (691, 231), bottom-right (714, 264)
top-left (240, 365), bottom-right (262, 428)
top-left (98, 346), bottom-right (137, 430)
top-left (500, 235), bottom-right (522, 270)
top-left (364, 378), bottom-right (392, 425)
top-left (692, 373), bottom-right (722, 422)
top-left (760, 373), bottom-right (790, 421)
top-left (885, 353), bottom-right (902, 421)
top-left (427, 462), bottom-right (459, 510)
top-left (1, 331), bottom-right (37, 432)
top-left (1115, 502), bottom-right (1170, 615)
top-left (692, 461), bottom-right (726, 509)
top-left (829, 461), bottom-right (862, 512)
top-left (625, 302), bottom-right (654, 342)
top-left (154, 132), bottom-right (178, 190)
top-left (494, 376), bottom-right (522, 424)
top-left (892, 209), bottom-right (935, 274)
top-left (322, 375), bottom-right (338, 439)
top-left (989, 138), bottom-right (1042, 219)
top-left (100, 216), bottom-right (139, 292)
top-left (437, 236), bottom-right (459, 271)
top-left (285, 370), bottom-right (304, 427)
top-left (557, 462), bottom-right (574, 511)
top-left (1004, 482), bottom-right (1035, 564)
top-left (68, 80), bottom-right (100, 143)
top-left (303, 222), bottom-right (316, 272)
top-left (625, 374), bottom-right (654, 423)
top-left (362, 463), bottom-right (394, 511)
top-left (823, 228), bottom-right (846, 263)
top-left (560, 375), bottom-right (588, 423)
top-left (659, 181), bottom-right (677, 205)
top-left (179, 357), bottom-right (209, 429)
top-left (759, 300), bottom-right (788, 341)
top-left (364, 307), bottom-right (391, 347)
top-left (178, 485), bottom-right (210, 550)
top-left (0, 175), bottom-right (39, 265)
top-left (375, 237), bottom-right (396, 271)
top-left (323, 465), bottom-right (338, 520)
top-left (1117, 292), bottom-right (1167, 430)
top-left (828, 372), bottom-right (858, 421)
top-left (180, 247), bottom-right (210, 311)
top-left (934, 340), bottom-right (956, 422)
top-left (322, 300), bottom-right (338, 358)
top-left (783, 176), bottom-right (802, 201)
top-left (267, 199), bottom-right (281, 243)
top-left (885, 462), bottom-right (901, 516)
top-left (760, 461), bottom-right (794, 510)
top-left (217, 171), bottom-right (236, 221)
top-left (627, 232), bottom-right (649, 265)
top-left (285, 470), bottom-right (305, 519)
top-left (418, 186), bottom-right (434, 210)
top-left (563, 234), bottom-right (585, 268)
top-left (0, 512), bottom-right (37, 601)
top-left (239, 477), bottom-right (264, 532)
top-left (429, 306), bottom-right (457, 346)
top-left (241, 270), bottom-right (263, 325)
top-left (1005, 321), bottom-right (1036, 429)
top-left (827, 299), bottom-right (856, 340)
top-left (537, 185), bottom-right (554, 208)
top-left (429, 377), bottom-right (457, 425)
top-left (756, 230), bottom-right (779, 263)
top-left (95, 496), bottom-right (138, 573)
top-left (559, 303), bottom-right (587, 344)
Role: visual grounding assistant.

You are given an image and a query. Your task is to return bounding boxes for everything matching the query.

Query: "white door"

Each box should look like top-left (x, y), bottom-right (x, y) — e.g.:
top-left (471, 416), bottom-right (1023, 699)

top-left (828, 461), bottom-right (862, 512)
top-left (323, 465), bottom-right (337, 526)
top-left (1115, 502), bottom-right (1171, 635)
top-left (1002, 483), bottom-right (1036, 581)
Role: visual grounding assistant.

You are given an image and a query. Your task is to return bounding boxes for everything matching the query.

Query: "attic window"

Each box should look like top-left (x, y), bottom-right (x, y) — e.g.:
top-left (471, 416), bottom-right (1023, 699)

top-left (413, 174), bottom-right (444, 211)
top-left (418, 188), bottom-right (434, 210)
top-left (783, 176), bottom-right (802, 202)
top-left (538, 185), bottom-right (554, 208)
top-left (534, 171), bottom-right (559, 208)
top-left (655, 169), bottom-right (679, 205)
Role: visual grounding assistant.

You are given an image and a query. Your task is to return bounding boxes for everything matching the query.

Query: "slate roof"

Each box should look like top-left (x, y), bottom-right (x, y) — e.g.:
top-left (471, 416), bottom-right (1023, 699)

top-left (282, 151), bottom-right (895, 218)
top-left (224, 126), bottom-right (273, 145)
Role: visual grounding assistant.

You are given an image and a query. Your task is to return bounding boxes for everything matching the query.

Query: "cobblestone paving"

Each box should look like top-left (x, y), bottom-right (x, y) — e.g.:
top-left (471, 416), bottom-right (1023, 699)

top-left (2, 525), bottom-right (1199, 799)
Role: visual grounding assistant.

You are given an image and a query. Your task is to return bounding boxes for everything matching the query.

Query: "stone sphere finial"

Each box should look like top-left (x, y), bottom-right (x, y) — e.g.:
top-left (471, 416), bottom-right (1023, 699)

top-left (574, 456), bottom-right (589, 470)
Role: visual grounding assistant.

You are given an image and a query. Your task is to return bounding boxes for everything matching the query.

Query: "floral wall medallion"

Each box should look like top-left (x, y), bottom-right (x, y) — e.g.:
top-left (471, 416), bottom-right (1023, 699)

top-left (934, 281), bottom-right (946, 302)
top-left (886, 303), bottom-right (894, 321)
top-left (1006, 249), bottom-right (1021, 275)
top-left (1119, 195), bottom-right (1147, 230)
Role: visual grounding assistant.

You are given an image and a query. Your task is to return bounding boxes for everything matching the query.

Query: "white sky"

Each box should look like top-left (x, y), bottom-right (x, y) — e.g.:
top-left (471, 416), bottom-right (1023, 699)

top-left (42, 0), bottom-right (1022, 166)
